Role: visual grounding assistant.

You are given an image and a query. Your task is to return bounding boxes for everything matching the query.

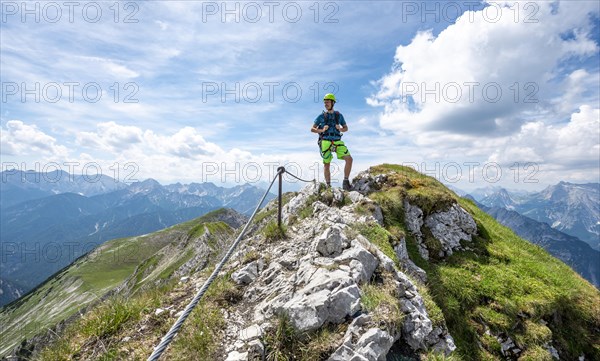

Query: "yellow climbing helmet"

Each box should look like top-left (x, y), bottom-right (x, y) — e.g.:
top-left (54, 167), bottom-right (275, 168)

top-left (323, 93), bottom-right (336, 102)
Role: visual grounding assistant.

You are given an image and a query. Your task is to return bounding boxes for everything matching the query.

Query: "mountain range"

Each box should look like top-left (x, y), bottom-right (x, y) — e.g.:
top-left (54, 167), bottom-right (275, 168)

top-left (0, 171), bottom-right (274, 307)
top-left (472, 182), bottom-right (599, 250)
top-left (462, 182), bottom-right (599, 288)
top-left (0, 170), bottom-right (128, 209)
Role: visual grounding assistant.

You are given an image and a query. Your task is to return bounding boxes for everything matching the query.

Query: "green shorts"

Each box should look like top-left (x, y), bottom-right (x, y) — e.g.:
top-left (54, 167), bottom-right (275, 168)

top-left (319, 140), bottom-right (350, 164)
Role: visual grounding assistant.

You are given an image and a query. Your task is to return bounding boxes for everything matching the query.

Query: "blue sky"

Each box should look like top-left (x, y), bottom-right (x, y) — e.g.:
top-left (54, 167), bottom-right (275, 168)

top-left (1, 0), bottom-right (599, 191)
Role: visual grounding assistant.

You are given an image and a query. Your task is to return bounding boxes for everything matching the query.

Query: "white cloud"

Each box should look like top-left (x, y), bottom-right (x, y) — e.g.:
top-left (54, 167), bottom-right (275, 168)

top-left (143, 127), bottom-right (222, 159)
top-left (77, 121), bottom-right (143, 151)
top-left (489, 105), bottom-right (600, 166)
top-left (368, 1), bottom-right (598, 139)
top-left (363, 1), bottom-right (599, 188)
top-left (0, 120), bottom-right (68, 157)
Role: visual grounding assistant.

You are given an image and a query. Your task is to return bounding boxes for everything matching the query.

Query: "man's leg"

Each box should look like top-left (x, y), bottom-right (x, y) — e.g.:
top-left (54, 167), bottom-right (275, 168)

top-left (343, 155), bottom-right (353, 179)
top-left (324, 163), bottom-right (331, 186)
top-left (342, 155), bottom-right (353, 190)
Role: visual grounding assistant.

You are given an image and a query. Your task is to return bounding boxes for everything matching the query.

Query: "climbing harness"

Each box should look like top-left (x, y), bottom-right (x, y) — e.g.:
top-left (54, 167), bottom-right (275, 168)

top-left (318, 111), bottom-right (341, 159)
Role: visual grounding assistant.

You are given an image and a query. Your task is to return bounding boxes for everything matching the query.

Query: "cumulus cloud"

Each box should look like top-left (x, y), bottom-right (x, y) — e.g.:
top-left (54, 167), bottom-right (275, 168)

top-left (0, 120), bottom-right (68, 157)
top-left (77, 121), bottom-right (143, 151)
top-left (65, 121), bottom-right (325, 185)
top-left (76, 121), bottom-right (228, 159)
top-left (2, 119), bottom-right (322, 185)
top-left (143, 126), bottom-right (222, 159)
top-left (489, 105), bottom-right (600, 168)
top-left (368, 1), bottom-right (598, 138)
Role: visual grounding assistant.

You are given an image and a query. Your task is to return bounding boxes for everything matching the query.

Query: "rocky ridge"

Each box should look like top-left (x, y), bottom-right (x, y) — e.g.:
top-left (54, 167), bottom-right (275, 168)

top-left (218, 169), bottom-right (479, 360)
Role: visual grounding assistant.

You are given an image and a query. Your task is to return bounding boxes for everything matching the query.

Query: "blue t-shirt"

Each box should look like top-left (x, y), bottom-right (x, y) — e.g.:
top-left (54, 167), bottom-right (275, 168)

top-left (314, 111), bottom-right (347, 141)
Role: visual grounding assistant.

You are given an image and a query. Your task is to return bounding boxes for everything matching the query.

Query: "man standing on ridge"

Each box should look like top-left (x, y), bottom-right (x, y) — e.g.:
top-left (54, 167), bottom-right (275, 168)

top-left (311, 93), bottom-right (353, 190)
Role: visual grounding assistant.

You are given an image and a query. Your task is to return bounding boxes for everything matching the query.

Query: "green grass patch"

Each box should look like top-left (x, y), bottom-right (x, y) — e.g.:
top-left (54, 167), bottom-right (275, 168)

top-left (420, 351), bottom-right (464, 361)
top-left (205, 221), bottom-right (233, 248)
top-left (370, 189), bottom-right (405, 228)
top-left (168, 275), bottom-right (240, 360)
top-left (130, 254), bottom-right (162, 293)
top-left (405, 186), bottom-right (455, 216)
top-left (188, 221), bottom-right (232, 243)
top-left (264, 314), bottom-right (303, 361)
top-left (518, 346), bottom-right (553, 361)
top-left (417, 284), bottom-right (445, 328)
top-left (35, 283), bottom-right (167, 360)
top-left (298, 199), bottom-right (316, 219)
top-left (262, 314), bottom-right (346, 361)
top-left (242, 249), bottom-right (260, 265)
top-left (35, 337), bottom-right (81, 361)
top-left (425, 199), bottom-right (600, 359)
top-left (188, 223), bottom-right (207, 239)
top-left (361, 273), bottom-right (404, 330)
top-left (299, 206), bottom-right (313, 219)
top-left (78, 296), bottom-right (142, 339)
top-left (253, 207), bottom-right (277, 225)
top-left (299, 325), bottom-right (345, 361)
top-left (169, 301), bottom-right (225, 360)
top-left (369, 164), bottom-right (457, 216)
top-left (341, 195), bottom-right (353, 207)
top-left (354, 199), bottom-right (378, 216)
top-left (263, 220), bottom-right (287, 242)
top-left (360, 164), bottom-right (600, 360)
top-left (352, 223), bottom-right (399, 264)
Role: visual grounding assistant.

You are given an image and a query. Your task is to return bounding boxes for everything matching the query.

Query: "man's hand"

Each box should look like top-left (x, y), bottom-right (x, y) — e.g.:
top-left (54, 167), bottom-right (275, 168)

top-left (335, 124), bottom-right (342, 131)
top-left (322, 125), bottom-right (329, 133)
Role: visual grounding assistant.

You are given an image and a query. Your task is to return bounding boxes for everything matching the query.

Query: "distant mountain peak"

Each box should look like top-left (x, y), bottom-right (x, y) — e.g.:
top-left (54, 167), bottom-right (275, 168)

top-left (128, 178), bottom-right (162, 193)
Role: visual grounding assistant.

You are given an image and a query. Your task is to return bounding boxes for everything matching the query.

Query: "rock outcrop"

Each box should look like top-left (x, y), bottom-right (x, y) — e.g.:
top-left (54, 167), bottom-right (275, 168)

top-left (223, 175), bottom-right (459, 360)
top-left (405, 200), bottom-right (477, 260)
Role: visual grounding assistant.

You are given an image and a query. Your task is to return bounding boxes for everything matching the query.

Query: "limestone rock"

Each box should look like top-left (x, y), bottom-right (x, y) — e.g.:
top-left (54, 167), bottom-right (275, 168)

top-left (424, 203), bottom-right (477, 257)
top-left (335, 240), bottom-right (379, 284)
top-left (347, 191), bottom-right (365, 203)
top-left (329, 314), bottom-right (396, 361)
top-left (332, 187), bottom-right (344, 206)
top-left (239, 324), bottom-right (263, 342)
top-left (351, 171), bottom-right (388, 194)
top-left (232, 261), bottom-right (259, 285)
top-left (282, 181), bottom-right (320, 223)
top-left (225, 350), bottom-right (248, 361)
top-left (315, 226), bottom-right (346, 257)
top-left (404, 200), bottom-right (477, 260)
top-left (394, 237), bottom-right (427, 283)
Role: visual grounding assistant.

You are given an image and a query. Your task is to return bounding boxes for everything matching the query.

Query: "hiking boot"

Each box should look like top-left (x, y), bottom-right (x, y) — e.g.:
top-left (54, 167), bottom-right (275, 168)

top-left (342, 179), bottom-right (351, 191)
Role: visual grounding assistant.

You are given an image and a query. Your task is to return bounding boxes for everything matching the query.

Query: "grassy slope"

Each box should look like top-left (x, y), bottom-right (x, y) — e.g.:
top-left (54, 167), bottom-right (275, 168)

top-left (28, 195), bottom-right (292, 360)
top-left (0, 209), bottom-right (234, 357)
top-left (370, 164), bottom-right (600, 360)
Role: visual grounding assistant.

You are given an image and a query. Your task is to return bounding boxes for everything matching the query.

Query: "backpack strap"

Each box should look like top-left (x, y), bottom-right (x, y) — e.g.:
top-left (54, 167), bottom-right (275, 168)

top-left (318, 111), bottom-right (326, 140)
top-left (334, 111), bottom-right (342, 138)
